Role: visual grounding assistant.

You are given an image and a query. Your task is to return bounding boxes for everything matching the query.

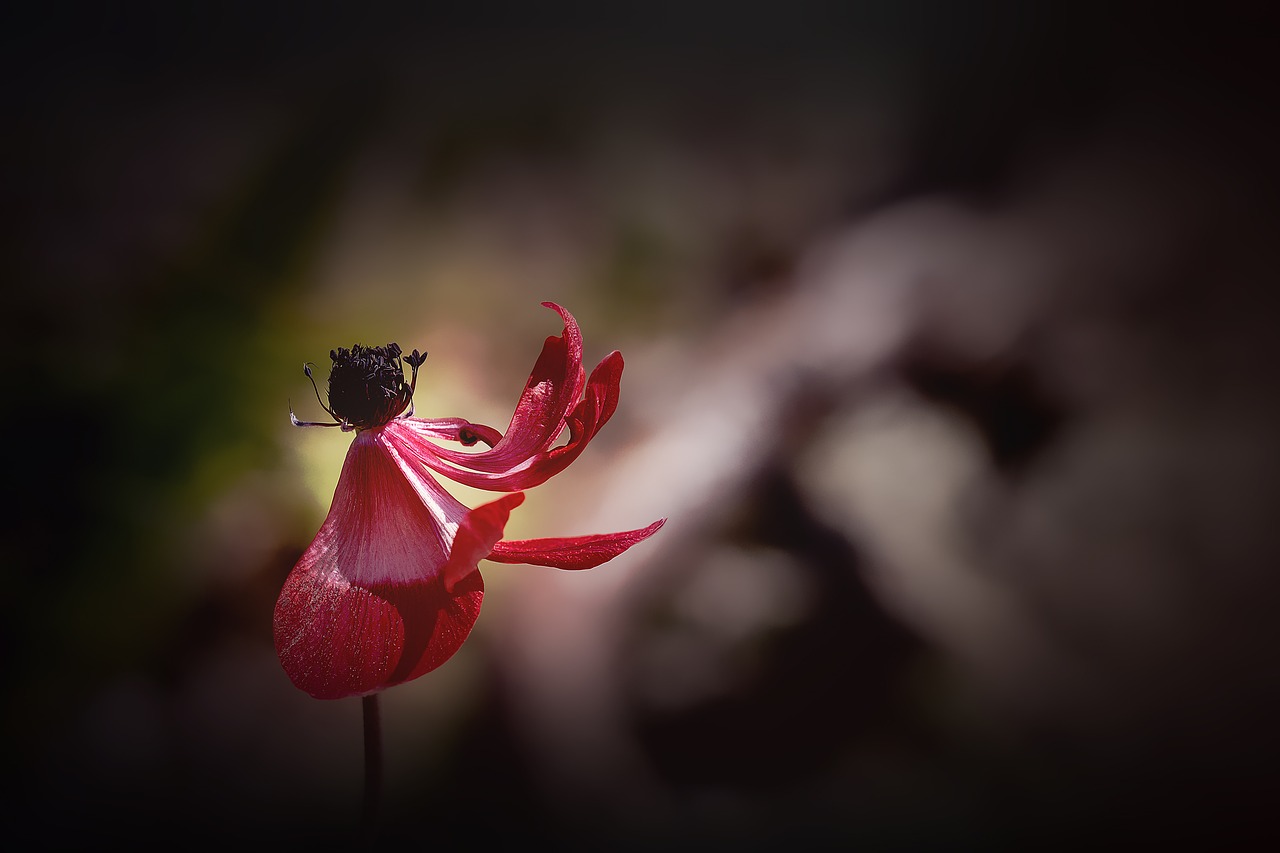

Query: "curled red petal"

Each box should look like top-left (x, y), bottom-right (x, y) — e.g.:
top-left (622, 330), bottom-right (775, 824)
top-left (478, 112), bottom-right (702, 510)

top-left (477, 301), bottom-right (585, 467)
top-left (526, 349), bottom-right (624, 482)
top-left (487, 518), bottom-right (666, 569)
top-left (389, 348), bottom-right (624, 492)
top-left (407, 417), bottom-right (503, 447)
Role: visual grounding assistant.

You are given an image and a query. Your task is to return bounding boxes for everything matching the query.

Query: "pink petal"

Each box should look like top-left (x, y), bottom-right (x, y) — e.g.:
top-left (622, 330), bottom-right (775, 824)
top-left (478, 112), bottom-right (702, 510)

top-left (275, 568), bottom-right (483, 700)
top-left (387, 349), bottom-right (625, 492)
top-left (487, 518), bottom-right (667, 569)
top-left (473, 301), bottom-right (585, 467)
top-left (506, 301), bottom-right (586, 446)
top-left (441, 492), bottom-right (525, 592)
top-left (388, 302), bottom-right (589, 477)
top-left (273, 430), bottom-right (512, 699)
top-left (520, 349), bottom-right (624, 485)
top-left (407, 416), bottom-right (503, 448)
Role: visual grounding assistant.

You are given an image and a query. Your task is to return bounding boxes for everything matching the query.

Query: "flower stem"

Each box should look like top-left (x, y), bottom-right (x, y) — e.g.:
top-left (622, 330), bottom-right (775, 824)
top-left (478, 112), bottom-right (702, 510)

top-left (361, 693), bottom-right (383, 840)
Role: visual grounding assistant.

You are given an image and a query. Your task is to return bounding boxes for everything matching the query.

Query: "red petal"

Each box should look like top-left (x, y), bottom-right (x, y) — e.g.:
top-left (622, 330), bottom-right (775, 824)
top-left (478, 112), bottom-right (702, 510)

top-left (476, 301), bottom-right (585, 466)
top-left (274, 568), bottom-right (483, 700)
top-left (512, 302), bottom-right (586, 441)
top-left (388, 348), bottom-right (624, 492)
top-left (441, 492), bottom-right (525, 592)
top-left (523, 349), bottom-right (624, 483)
top-left (273, 431), bottom-right (509, 699)
top-left (487, 518), bottom-right (666, 569)
top-left (406, 417), bottom-right (503, 448)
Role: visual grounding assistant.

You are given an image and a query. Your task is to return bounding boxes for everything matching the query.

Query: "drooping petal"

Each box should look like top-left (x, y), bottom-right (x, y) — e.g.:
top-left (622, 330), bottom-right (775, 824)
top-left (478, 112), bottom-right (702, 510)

top-left (273, 429), bottom-right (517, 699)
top-left (441, 492), bottom-right (524, 592)
top-left (487, 518), bottom-right (667, 569)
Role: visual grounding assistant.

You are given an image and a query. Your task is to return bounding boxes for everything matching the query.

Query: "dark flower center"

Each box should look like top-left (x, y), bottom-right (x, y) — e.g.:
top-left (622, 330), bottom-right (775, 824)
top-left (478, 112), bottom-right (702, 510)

top-left (326, 343), bottom-right (417, 429)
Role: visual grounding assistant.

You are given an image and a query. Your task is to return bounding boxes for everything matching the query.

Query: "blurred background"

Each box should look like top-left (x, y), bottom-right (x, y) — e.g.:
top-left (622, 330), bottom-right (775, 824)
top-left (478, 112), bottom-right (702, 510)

top-left (4, 2), bottom-right (1279, 848)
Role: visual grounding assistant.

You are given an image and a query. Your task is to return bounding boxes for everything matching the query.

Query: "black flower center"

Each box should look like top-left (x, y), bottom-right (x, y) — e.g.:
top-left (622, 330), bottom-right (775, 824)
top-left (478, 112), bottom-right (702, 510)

top-left (323, 343), bottom-right (426, 429)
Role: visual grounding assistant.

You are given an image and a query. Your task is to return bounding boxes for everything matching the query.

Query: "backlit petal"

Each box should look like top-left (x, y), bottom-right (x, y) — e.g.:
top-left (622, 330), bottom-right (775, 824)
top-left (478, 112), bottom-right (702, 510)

top-left (407, 416), bottom-right (503, 448)
top-left (437, 301), bottom-right (584, 473)
top-left (388, 348), bottom-right (624, 492)
top-left (494, 301), bottom-right (586, 458)
top-left (274, 429), bottom-right (512, 699)
top-left (487, 518), bottom-right (667, 569)
top-left (441, 492), bottom-right (524, 592)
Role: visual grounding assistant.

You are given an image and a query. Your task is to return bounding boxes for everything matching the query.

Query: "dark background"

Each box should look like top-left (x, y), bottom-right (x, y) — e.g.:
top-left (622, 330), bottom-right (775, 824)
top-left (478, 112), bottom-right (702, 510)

top-left (4, 2), bottom-right (1279, 849)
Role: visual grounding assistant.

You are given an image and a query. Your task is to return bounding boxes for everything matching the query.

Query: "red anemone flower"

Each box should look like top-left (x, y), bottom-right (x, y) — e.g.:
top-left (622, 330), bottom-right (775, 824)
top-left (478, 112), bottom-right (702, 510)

top-left (275, 302), bottom-right (664, 700)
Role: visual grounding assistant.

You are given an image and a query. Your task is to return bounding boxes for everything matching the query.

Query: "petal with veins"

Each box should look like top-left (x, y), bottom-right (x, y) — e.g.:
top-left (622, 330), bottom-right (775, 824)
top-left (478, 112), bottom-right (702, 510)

top-left (488, 518), bottom-right (667, 570)
top-left (274, 431), bottom-right (506, 698)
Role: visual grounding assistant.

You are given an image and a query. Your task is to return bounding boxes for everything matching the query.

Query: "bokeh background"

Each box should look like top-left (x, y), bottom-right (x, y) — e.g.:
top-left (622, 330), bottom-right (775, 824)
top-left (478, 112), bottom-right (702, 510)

top-left (5, 2), bottom-right (1279, 848)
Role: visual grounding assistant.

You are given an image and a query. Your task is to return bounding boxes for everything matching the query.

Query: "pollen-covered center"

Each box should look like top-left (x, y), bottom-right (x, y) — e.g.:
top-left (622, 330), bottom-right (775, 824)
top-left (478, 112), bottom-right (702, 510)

top-left (327, 343), bottom-right (412, 429)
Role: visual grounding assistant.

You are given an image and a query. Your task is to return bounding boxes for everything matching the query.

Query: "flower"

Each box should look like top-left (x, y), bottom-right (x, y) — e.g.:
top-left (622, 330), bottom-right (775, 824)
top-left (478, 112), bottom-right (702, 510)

top-left (274, 302), bottom-right (664, 699)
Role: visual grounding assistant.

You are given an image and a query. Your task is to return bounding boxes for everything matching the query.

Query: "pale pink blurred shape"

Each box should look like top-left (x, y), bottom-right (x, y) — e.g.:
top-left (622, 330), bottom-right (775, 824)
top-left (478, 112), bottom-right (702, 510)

top-left (488, 113), bottom-right (1280, 822)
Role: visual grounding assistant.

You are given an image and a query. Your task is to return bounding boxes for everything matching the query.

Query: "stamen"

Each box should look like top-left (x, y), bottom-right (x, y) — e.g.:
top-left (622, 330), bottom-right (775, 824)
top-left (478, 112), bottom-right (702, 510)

top-left (304, 362), bottom-right (340, 421)
top-left (292, 342), bottom-right (427, 430)
top-left (401, 349), bottom-right (427, 419)
top-left (406, 349), bottom-right (427, 394)
top-left (289, 402), bottom-right (343, 428)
